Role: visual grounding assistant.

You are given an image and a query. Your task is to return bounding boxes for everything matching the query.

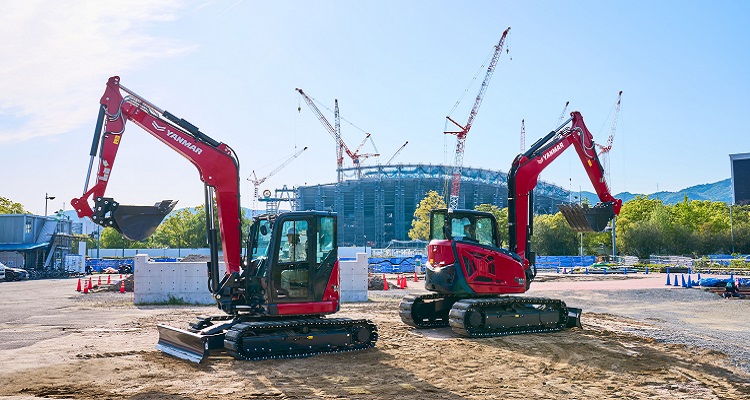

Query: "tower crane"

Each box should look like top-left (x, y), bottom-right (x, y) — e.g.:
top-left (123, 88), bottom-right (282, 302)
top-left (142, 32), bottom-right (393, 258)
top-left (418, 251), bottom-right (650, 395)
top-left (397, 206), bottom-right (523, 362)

top-left (296, 88), bottom-right (379, 181)
top-left (556, 101), bottom-right (570, 125)
top-left (595, 91), bottom-right (623, 189)
top-left (247, 146), bottom-right (308, 209)
top-left (445, 27), bottom-right (510, 210)
top-left (386, 141), bottom-right (409, 165)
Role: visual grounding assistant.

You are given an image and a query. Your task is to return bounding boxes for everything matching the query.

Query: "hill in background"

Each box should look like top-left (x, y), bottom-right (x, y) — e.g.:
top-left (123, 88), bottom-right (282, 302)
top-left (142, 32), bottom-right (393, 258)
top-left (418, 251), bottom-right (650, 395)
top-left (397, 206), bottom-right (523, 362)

top-left (580, 178), bottom-right (732, 205)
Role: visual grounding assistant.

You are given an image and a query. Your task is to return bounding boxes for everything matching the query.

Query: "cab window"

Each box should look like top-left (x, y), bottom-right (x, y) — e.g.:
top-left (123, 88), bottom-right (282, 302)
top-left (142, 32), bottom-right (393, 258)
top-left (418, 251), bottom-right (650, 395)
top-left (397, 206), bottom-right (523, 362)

top-left (250, 219), bottom-right (273, 259)
top-left (277, 220), bottom-right (309, 263)
top-left (316, 216), bottom-right (335, 264)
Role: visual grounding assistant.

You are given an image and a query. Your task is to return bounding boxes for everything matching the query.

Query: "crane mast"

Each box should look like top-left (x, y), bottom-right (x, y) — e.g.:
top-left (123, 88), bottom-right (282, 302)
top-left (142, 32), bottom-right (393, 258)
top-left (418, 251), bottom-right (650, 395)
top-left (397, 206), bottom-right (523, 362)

top-left (595, 91), bottom-right (623, 189)
top-left (296, 88), bottom-right (378, 181)
top-left (445, 27), bottom-right (510, 210)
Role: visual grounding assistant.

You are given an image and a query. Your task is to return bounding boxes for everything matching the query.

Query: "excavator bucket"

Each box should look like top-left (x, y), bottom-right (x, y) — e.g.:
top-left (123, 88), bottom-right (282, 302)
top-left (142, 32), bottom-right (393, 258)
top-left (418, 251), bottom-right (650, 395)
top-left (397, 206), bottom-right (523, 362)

top-left (93, 197), bottom-right (177, 241)
top-left (558, 202), bottom-right (615, 232)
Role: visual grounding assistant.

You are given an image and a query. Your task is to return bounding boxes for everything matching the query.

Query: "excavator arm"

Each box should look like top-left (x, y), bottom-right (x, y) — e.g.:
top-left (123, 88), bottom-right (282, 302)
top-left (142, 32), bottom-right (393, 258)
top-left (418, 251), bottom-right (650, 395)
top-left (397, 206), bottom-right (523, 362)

top-left (507, 111), bottom-right (622, 262)
top-left (71, 76), bottom-right (243, 276)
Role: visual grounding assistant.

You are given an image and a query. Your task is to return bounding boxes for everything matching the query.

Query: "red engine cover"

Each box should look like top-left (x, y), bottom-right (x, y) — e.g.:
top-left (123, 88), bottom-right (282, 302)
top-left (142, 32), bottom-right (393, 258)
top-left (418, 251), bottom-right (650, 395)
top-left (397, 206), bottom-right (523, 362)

top-left (429, 240), bottom-right (527, 294)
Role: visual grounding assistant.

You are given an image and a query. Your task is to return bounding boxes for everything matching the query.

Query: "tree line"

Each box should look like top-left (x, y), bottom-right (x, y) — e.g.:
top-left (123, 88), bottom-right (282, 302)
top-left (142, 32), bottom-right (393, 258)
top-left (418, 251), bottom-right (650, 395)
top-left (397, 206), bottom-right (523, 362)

top-left (3, 193), bottom-right (749, 257)
top-left (409, 191), bottom-right (750, 257)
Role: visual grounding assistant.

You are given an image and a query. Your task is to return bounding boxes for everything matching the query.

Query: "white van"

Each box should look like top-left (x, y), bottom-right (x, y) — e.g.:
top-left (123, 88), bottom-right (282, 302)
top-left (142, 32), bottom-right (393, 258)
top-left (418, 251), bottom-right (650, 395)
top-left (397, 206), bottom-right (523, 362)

top-left (0, 262), bottom-right (5, 281)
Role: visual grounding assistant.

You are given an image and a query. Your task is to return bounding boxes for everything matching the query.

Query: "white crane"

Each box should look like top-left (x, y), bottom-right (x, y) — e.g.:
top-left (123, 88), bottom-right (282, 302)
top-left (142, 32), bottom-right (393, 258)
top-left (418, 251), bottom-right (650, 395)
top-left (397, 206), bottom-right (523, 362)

top-left (248, 146), bottom-right (308, 209)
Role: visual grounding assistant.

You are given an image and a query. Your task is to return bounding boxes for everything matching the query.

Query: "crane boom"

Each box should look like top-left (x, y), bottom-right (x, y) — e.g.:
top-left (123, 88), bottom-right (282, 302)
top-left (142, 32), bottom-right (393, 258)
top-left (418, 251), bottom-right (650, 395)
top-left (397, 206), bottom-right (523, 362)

top-left (247, 147), bottom-right (308, 206)
top-left (386, 141), bottom-right (408, 165)
top-left (296, 88), bottom-right (378, 180)
top-left (445, 27), bottom-right (510, 209)
top-left (296, 88), bottom-right (354, 182)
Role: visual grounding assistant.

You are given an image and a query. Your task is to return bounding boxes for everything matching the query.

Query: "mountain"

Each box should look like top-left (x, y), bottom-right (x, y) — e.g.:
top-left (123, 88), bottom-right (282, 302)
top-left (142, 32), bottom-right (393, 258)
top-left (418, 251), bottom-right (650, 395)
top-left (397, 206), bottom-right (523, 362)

top-left (580, 179), bottom-right (732, 205)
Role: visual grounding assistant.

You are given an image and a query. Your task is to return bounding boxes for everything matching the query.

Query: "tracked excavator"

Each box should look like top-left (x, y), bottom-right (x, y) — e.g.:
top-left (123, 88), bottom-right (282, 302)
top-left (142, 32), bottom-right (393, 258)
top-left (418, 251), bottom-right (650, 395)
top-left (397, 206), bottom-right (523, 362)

top-left (72, 76), bottom-right (377, 362)
top-left (400, 111), bottom-right (622, 337)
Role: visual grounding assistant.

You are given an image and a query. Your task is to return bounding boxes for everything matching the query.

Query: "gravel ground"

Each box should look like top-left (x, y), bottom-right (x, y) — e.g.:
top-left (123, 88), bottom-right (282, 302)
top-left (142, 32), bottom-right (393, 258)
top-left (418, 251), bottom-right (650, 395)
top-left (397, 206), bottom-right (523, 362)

top-left (553, 287), bottom-right (750, 374)
top-left (1, 273), bottom-right (748, 399)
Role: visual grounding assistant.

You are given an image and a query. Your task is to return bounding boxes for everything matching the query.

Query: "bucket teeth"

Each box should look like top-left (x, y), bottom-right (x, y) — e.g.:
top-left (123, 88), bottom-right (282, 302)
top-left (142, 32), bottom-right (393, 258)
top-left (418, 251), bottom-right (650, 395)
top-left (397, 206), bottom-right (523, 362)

top-left (93, 197), bottom-right (177, 241)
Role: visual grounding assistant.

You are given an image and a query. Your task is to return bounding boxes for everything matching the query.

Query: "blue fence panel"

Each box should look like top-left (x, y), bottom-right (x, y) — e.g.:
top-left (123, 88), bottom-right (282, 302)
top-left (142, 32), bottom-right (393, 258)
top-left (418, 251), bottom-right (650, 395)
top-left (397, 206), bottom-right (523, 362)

top-left (85, 258), bottom-right (134, 272)
top-left (368, 255), bottom-right (422, 273)
top-left (535, 256), bottom-right (595, 270)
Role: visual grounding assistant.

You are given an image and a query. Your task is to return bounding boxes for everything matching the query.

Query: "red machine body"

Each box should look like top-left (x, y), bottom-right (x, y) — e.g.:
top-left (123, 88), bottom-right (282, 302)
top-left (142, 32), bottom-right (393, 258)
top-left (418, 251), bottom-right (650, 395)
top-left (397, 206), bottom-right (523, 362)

top-left (401, 111), bottom-right (622, 336)
top-left (72, 77), bottom-right (376, 362)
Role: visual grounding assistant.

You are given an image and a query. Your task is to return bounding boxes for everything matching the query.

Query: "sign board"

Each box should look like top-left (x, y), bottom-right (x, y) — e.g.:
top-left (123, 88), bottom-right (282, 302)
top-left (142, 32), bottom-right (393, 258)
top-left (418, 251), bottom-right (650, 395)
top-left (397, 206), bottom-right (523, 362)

top-left (730, 153), bottom-right (750, 205)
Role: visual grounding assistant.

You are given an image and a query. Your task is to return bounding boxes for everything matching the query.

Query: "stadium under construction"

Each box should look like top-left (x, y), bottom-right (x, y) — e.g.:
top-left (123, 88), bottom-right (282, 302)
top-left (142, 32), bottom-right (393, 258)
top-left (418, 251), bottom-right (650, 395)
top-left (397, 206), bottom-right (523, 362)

top-left (294, 163), bottom-right (571, 248)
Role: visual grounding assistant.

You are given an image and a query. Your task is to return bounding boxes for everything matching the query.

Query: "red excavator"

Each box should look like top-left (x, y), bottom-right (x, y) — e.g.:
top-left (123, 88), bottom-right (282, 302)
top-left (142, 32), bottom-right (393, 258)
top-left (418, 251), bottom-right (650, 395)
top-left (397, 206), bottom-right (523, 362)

top-left (72, 76), bottom-right (377, 362)
top-left (400, 111), bottom-right (622, 336)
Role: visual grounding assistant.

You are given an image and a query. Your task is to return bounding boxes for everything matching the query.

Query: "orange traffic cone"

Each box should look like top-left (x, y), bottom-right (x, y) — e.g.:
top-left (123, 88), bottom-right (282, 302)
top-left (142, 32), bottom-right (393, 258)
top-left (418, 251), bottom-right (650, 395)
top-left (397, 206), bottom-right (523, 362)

top-left (106, 275), bottom-right (111, 285)
top-left (414, 271), bottom-right (419, 282)
top-left (76, 279), bottom-right (82, 292)
top-left (97, 275), bottom-right (102, 286)
top-left (88, 277), bottom-right (93, 290)
top-left (382, 274), bottom-right (389, 291)
top-left (119, 279), bottom-right (126, 293)
top-left (83, 282), bottom-right (89, 294)
top-left (401, 275), bottom-right (408, 289)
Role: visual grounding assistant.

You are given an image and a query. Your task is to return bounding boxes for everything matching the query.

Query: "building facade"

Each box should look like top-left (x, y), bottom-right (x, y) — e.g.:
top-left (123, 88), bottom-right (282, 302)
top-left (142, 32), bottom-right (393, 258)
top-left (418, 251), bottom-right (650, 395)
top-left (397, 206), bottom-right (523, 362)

top-left (295, 164), bottom-right (571, 248)
top-left (0, 214), bottom-right (73, 271)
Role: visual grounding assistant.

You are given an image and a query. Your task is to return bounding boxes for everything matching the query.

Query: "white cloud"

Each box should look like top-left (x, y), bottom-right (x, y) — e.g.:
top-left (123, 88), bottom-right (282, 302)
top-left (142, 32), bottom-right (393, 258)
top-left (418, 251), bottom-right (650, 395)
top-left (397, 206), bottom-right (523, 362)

top-left (0, 0), bottom-right (195, 144)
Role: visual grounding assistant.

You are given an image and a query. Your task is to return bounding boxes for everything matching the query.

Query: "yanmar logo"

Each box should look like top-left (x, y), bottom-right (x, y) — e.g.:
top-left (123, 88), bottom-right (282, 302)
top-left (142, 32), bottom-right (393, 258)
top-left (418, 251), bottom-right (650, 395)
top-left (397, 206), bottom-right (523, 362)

top-left (152, 122), bottom-right (203, 155)
top-left (537, 142), bottom-right (564, 164)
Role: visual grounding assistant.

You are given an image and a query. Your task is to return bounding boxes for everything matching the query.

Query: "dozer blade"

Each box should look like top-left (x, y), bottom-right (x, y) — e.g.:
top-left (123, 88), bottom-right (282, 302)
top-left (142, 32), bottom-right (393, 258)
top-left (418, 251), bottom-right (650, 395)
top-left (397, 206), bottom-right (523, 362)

top-left (566, 307), bottom-right (583, 329)
top-left (93, 197), bottom-right (177, 241)
top-left (156, 324), bottom-right (223, 364)
top-left (558, 202), bottom-right (615, 232)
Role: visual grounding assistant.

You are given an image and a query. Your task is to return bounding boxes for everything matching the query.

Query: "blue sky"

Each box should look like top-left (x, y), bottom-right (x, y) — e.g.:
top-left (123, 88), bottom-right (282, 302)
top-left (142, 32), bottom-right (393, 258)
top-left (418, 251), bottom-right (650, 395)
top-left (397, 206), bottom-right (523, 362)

top-left (1, 0), bottom-right (748, 216)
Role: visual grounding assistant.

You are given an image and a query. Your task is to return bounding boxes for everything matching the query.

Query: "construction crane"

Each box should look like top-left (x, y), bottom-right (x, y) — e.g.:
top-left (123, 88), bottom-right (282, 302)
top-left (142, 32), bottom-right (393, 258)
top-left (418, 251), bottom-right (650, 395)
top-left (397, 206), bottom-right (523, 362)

top-left (386, 141), bottom-right (409, 165)
top-left (557, 101), bottom-right (570, 125)
top-left (595, 91), bottom-right (623, 189)
top-left (444, 27), bottom-right (510, 210)
top-left (296, 88), bottom-right (379, 181)
top-left (247, 146), bottom-right (308, 209)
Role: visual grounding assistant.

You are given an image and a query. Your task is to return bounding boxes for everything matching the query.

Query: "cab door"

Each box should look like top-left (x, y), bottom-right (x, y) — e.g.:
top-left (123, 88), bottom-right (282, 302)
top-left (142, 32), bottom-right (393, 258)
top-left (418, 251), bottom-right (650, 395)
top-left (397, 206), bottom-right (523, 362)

top-left (271, 217), bottom-right (313, 303)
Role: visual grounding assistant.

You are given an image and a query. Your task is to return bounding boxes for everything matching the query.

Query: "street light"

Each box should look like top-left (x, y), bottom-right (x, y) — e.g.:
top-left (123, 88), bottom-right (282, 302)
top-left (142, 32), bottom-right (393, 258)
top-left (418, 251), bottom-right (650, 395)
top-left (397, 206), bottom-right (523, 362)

top-left (44, 193), bottom-right (55, 216)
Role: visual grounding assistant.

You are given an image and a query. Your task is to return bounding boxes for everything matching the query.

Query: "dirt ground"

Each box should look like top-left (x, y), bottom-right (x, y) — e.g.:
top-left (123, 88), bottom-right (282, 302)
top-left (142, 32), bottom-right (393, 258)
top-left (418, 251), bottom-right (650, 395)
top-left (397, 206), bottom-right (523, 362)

top-left (1, 274), bottom-right (749, 400)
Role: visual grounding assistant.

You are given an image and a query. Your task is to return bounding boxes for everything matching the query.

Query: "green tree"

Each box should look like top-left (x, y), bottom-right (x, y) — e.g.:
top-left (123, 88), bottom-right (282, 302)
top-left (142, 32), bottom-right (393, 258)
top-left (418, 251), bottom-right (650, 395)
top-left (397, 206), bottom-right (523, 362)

top-left (474, 204), bottom-right (509, 246)
top-left (151, 205), bottom-right (254, 250)
top-left (409, 190), bottom-right (446, 240)
top-left (531, 212), bottom-right (578, 255)
top-left (0, 196), bottom-right (26, 214)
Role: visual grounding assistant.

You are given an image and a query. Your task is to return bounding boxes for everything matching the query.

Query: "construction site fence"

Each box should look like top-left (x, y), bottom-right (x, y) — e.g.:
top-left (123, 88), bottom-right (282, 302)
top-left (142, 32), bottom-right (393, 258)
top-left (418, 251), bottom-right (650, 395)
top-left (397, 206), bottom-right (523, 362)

top-left (369, 255), bottom-right (423, 274)
top-left (535, 256), bottom-right (597, 270)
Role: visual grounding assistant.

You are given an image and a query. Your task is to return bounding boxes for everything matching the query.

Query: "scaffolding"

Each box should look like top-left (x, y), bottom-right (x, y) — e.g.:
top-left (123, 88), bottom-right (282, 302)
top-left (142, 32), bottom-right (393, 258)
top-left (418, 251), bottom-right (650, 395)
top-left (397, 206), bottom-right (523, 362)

top-left (296, 164), bottom-right (572, 248)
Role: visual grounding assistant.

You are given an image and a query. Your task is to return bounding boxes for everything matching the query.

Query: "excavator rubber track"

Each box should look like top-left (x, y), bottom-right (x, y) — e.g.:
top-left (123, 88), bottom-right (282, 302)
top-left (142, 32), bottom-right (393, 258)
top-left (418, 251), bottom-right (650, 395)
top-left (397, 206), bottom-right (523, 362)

top-left (448, 296), bottom-right (579, 337)
top-left (224, 318), bottom-right (377, 361)
top-left (399, 293), bottom-right (462, 328)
